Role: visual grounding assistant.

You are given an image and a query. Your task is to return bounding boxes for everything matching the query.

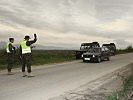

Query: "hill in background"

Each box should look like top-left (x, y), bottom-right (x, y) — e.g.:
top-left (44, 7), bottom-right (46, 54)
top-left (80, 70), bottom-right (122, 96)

top-left (0, 41), bottom-right (75, 50)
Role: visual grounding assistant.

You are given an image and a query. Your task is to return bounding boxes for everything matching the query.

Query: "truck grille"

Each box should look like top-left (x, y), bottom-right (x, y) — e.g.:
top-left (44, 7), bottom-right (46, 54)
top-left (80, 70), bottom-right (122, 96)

top-left (84, 55), bottom-right (93, 58)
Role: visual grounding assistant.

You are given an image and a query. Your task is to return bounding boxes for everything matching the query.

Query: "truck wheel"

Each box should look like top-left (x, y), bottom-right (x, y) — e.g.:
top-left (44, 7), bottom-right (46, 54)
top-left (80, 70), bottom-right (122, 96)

top-left (97, 57), bottom-right (101, 63)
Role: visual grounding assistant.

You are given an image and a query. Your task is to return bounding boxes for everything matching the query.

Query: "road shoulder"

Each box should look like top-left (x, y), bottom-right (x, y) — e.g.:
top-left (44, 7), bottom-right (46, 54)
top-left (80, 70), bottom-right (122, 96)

top-left (50, 63), bottom-right (133, 100)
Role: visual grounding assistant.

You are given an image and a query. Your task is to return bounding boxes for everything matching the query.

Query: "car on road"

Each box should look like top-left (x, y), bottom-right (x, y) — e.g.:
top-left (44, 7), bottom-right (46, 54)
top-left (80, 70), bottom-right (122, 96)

top-left (75, 42), bottom-right (100, 59)
top-left (82, 47), bottom-right (111, 63)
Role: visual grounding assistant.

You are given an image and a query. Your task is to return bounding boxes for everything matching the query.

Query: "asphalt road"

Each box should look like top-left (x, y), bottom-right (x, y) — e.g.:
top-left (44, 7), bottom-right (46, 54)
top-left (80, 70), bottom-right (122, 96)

top-left (0, 53), bottom-right (133, 100)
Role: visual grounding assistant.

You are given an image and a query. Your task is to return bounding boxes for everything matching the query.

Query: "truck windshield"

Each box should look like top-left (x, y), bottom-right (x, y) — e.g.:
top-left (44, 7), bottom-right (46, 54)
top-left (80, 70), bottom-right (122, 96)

top-left (87, 48), bottom-right (101, 53)
top-left (80, 46), bottom-right (90, 50)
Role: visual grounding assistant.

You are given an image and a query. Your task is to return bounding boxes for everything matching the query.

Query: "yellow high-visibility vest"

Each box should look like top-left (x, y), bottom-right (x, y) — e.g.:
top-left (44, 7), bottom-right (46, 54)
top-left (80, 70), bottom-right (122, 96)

top-left (6, 42), bottom-right (12, 53)
top-left (21, 40), bottom-right (31, 54)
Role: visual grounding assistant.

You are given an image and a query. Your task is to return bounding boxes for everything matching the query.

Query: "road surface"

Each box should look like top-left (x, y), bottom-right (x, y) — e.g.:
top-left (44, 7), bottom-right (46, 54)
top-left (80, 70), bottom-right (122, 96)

top-left (0, 53), bottom-right (133, 100)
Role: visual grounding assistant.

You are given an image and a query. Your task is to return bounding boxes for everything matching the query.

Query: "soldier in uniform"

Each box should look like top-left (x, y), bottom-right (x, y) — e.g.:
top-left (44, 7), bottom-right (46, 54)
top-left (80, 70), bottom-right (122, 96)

top-left (20, 34), bottom-right (37, 77)
top-left (6, 38), bottom-right (16, 75)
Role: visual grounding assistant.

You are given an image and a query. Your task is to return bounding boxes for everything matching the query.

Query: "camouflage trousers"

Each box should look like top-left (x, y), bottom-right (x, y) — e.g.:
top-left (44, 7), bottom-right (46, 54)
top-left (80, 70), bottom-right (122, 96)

top-left (22, 53), bottom-right (32, 73)
top-left (7, 53), bottom-right (15, 72)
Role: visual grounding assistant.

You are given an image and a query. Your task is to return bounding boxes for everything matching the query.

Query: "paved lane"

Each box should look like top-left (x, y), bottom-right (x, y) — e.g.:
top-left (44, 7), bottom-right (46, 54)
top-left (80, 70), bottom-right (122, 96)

top-left (0, 53), bottom-right (133, 100)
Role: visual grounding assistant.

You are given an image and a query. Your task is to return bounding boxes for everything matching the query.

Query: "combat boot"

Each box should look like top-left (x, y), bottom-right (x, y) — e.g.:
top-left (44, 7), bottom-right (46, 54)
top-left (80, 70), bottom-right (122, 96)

top-left (23, 72), bottom-right (27, 77)
top-left (27, 73), bottom-right (35, 77)
top-left (8, 72), bottom-right (14, 75)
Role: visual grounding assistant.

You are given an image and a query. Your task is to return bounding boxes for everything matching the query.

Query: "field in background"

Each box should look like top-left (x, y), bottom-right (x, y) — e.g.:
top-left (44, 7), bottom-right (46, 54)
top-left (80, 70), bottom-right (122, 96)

top-left (0, 50), bottom-right (75, 70)
top-left (0, 45), bottom-right (133, 70)
top-left (32, 50), bottom-right (75, 65)
top-left (116, 46), bottom-right (133, 55)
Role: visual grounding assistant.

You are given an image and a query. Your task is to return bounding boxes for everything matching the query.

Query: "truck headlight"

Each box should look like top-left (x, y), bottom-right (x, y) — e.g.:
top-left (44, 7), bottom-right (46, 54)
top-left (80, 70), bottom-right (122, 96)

top-left (81, 54), bottom-right (83, 58)
top-left (93, 55), bottom-right (95, 57)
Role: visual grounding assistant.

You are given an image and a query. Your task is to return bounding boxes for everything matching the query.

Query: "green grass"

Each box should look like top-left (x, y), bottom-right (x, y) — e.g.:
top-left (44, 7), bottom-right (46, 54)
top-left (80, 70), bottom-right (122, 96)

top-left (1, 45), bottom-right (133, 70)
top-left (0, 50), bottom-right (75, 70)
top-left (107, 92), bottom-right (118, 100)
top-left (32, 50), bottom-right (75, 65)
top-left (107, 76), bottom-right (133, 100)
top-left (115, 45), bottom-right (133, 55)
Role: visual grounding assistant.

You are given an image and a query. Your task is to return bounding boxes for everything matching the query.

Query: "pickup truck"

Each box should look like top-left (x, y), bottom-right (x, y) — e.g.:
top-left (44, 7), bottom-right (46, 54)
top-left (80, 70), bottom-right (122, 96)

top-left (75, 42), bottom-right (100, 59)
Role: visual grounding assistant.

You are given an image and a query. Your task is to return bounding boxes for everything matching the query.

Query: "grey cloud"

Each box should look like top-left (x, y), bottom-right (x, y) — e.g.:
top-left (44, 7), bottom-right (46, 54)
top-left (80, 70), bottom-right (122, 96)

top-left (95, 0), bottom-right (133, 21)
top-left (114, 39), bottom-right (132, 49)
top-left (0, 0), bottom-right (133, 48)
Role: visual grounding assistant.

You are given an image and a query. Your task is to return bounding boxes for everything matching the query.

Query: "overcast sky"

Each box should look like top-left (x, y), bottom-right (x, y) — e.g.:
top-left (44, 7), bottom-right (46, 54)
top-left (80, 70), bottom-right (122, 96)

top-left (0, 0), bottom-right (133, 49)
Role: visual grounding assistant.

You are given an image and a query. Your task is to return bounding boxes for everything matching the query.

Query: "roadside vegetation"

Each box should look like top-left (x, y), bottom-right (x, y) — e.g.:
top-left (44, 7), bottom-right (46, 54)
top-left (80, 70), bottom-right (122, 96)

top-left (107, 76), bottom-right (133, 100)
top-left (0, 49), bottom-right (75, 70)
top-left (0, 45), bottom-right (133, 70)
top-left (116, 45), bottom-right (133, 55)
top-left (32, 50), bottom-right (75, 65)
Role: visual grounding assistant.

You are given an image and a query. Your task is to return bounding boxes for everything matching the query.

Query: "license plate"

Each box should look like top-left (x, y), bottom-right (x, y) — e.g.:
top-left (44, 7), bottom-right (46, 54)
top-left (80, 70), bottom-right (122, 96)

top-left (84, 58), bottom-right (90, 60)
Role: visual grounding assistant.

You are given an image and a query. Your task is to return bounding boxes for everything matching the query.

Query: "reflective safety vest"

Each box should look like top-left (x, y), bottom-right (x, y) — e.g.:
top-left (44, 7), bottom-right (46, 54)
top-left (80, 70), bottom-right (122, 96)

top-left (6, 42), bottom-right (13, 53)
top-left (21, 40), bottom-right (31, 54)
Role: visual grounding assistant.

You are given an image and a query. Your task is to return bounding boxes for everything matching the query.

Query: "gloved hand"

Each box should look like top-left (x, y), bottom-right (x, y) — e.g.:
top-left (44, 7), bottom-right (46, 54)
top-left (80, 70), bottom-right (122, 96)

top-left (13, 47), bottom-right (16, 50)
top-left (34, 33), bottom-right (37, 38)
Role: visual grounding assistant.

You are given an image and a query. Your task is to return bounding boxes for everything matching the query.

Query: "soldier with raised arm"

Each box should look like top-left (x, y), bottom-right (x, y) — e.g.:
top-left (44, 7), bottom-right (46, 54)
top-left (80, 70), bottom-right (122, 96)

top-left (20, 34), bottom-right (37, 77)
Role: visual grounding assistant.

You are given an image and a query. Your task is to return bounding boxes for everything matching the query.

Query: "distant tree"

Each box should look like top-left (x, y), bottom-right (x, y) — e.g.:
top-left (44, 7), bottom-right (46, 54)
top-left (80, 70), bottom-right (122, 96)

top-left (125, 45), bottom-right (133, 52)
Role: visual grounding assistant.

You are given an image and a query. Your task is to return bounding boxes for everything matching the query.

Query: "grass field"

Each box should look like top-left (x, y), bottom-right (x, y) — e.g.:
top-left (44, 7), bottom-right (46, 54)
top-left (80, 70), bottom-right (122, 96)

top-left (0, 45), bottom-right (133, 70)
top-left (0, 50), bottom-right (75, 70)
top-left (115, 46), bottom-right (133, 55)
top-left (32, 50), bottom-right (75, 65)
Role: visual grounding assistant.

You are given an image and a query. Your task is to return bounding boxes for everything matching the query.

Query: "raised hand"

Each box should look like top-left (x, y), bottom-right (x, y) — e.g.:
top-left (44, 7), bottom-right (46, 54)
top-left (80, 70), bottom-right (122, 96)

top-left (34, 33), bottom-right (37, 38)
